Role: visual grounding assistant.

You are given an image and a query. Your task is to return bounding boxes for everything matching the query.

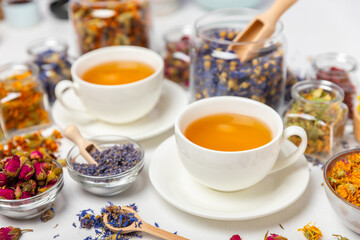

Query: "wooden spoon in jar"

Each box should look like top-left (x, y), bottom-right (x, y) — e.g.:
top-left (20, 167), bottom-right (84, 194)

top-left (64, 125), bottom-right (100, 166)
top-left (103, 206), bottom-right (189, 240)
top-left (227, 0), bottom-right (298, 62)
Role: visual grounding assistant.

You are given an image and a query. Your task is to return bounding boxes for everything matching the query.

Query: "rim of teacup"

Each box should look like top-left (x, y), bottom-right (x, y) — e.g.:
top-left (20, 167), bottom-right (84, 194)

top-left (174, 96), bottom-right (283, 154)
top-left (71, 46), bottom-right (164, 89)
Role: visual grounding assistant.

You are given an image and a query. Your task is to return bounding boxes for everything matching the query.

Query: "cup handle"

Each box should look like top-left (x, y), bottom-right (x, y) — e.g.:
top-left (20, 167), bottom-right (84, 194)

top-left (269, 125), bottom-right (308, 174)
top-left (55, 80), bottom-right (95, 119)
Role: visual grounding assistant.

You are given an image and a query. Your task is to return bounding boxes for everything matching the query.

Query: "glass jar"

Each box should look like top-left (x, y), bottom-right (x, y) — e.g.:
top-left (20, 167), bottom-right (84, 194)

top-left (0, 63), bottom-right (51, 140)
top-left (27, 37), bottom-right (73, 104)
top-left (284, 80), bottom-right (348, 162)
top-left (190, 8), bottom-right (286, 112)
top-left (69, 0), bottom-right (151, 54)
top-left (163, 25), bottom-right (193, 87)
top-left (309, 52), bottom-right (357, 119)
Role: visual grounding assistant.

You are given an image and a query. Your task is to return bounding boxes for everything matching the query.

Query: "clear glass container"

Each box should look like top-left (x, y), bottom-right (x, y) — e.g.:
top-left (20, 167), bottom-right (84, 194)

top-left (0, 62), bottom-right (51, 140)
top-left (284, 80), bottom-right (348, 162)
top-left (163, 25), bottom-right (193, 87)
top-left (190, 8), bottom-right (287, 112)
top-left (69, 0), bottom-right (151, 54)
top-left (309, 52), bottom-right (357, 119)
top-left (27, 37), bottom-right (73, 104)
top-left (66, 135), bottom-right (144, 196)
top-left (0, 160), bottom-right (64, 219)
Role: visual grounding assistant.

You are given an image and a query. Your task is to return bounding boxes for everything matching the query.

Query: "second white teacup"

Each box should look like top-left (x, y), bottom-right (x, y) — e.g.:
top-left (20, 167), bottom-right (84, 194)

top-left (55, 46), bottom-right (164, 124)
top-left (175, 96), bottom-right (307, 192)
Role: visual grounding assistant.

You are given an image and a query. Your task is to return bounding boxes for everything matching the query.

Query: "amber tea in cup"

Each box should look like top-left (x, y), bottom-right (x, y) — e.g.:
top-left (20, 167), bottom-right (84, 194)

top-left (81, 60), bottom-right (155, 85)
top-left (184, 113), bottom-right (272, 151)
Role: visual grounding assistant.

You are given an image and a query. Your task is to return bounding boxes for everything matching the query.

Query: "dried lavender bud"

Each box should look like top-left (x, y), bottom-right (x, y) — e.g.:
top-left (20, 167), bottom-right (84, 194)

top-left (19, 163), bottom-right (35, 180)
top-left (0, 172), bottom-right (8, 187)
top-left (73, 144), bottom-right (142, 177)
top-left (0, 188), bottom-right (15, 200)
top-left (4, 155), bottom-right (21, 177)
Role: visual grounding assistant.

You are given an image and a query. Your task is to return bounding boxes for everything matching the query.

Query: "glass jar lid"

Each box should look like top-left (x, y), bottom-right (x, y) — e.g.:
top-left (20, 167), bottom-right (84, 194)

top-left (291, 80), bottom-right (345, 105)
top-left (312, 52), bottom-right (358, 74)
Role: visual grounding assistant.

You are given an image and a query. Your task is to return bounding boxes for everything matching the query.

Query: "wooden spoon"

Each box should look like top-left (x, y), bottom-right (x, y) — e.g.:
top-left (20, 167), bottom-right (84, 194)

top-left (64, 125), bottom-right (100, 166)
top-left (103, 206), bottom-right (189, 240)
top-left (227, 0), bottom-right (298, 62)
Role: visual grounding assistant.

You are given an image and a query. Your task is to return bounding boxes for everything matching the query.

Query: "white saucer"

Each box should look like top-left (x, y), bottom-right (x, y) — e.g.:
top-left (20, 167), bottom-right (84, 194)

top-left (52, 80), bottom-right (188, 140)
top-left (149, 136), bottom-right (310, 220)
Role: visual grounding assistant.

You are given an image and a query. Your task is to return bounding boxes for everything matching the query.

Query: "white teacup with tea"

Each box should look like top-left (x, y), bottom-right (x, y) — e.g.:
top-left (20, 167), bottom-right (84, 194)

top-left (174, 96), bottom-right (307, 192)
top-left (55, 46), bottom-right (164, 124)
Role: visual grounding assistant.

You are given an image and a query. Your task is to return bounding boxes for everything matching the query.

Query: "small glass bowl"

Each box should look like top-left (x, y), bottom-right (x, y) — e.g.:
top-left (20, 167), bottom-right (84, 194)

top-left (0, 160), bottom-right (64, 219)
top-left (66, 135), bottom-right (145, 196)
top-left (323, 149), bottom-right (360, 234)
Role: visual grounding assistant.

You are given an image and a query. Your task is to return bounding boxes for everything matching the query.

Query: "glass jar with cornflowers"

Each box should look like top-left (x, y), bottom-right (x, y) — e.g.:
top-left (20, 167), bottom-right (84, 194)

top-left (284, 80), bottom-right (348, 162)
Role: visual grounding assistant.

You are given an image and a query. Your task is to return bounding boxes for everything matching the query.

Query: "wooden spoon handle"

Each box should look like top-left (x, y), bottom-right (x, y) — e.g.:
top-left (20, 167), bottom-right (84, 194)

top-left (64, 125), bottom-right (99, 165)
top-left (141, 222), bottom-right (189, 240)
top-left (262, 0), bottom-right (298, 23)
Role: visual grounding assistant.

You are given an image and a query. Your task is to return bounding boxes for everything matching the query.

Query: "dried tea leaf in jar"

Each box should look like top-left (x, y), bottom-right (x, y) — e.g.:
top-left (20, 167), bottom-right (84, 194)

top-left (284, 80), bottom-right (348, 162)
top-left (69, 0), bottom-right (151, 54)
top-left (0, 63), bottom-right (51, 139)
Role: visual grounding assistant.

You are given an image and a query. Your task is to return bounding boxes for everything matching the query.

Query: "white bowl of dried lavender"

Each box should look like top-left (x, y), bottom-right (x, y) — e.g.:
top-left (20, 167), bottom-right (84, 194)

top-left (66, 135), bottom-right (144, 196)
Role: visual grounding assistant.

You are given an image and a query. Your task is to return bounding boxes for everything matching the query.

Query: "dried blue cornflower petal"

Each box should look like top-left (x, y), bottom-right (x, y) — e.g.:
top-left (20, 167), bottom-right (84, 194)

top-left (78, 203), bottom-right (141, 240)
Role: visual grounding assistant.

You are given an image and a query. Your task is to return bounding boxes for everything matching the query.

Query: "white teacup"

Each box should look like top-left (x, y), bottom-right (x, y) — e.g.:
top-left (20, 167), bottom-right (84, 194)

top-left (174, 96), bottom-right (307, 192)
top-left (55, 46), bottom-right (164, 124)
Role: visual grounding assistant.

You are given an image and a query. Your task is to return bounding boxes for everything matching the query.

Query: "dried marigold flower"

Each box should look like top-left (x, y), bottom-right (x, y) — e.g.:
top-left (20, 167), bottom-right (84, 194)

top-left (298, 223), bottom-right (322, 240)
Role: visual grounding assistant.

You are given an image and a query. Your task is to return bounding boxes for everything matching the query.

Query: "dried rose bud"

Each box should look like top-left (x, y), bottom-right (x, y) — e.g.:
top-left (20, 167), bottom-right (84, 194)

top-left (0, 161), bottom-right (4, 170)
top-left (19, 156), bottom-right (29, 167)
top-left (34, 162), bottom-right (47, 181)
top-left (30, 151), bottom-right (43, 160)
top-left (23, 179), bottom-right (37, 195)
top-left (4, 155), bottom-right (21, 177)
top-left (0, 226), bottom-right (33, 240)
top-left (14, 186), bottom-right (22, 200)
top-left (230, 235), bottom-right (242, 240)
top-left (37, 184), bottom-right (53, 194)
top-left (19, 163), bottom-right (35, 180)
top-left (20, 191), bottom-right (32, 199)
top-left (0, 188), bottom-right (15, 200)
top-left (53, 167), bottom-right (62, 176)
top-left (0, 172), bottom-right (8, 187)
top-left (46, 171), bottom-right (58, 186)
top-left (40, 162), bottom-right (51, 172)
top-left (56, 158), bottom-right (66, 167)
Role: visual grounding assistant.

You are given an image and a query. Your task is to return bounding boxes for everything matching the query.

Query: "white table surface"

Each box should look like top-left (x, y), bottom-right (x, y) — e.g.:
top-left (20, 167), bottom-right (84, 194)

top-left (1, 0), bottom-right (360, 239)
